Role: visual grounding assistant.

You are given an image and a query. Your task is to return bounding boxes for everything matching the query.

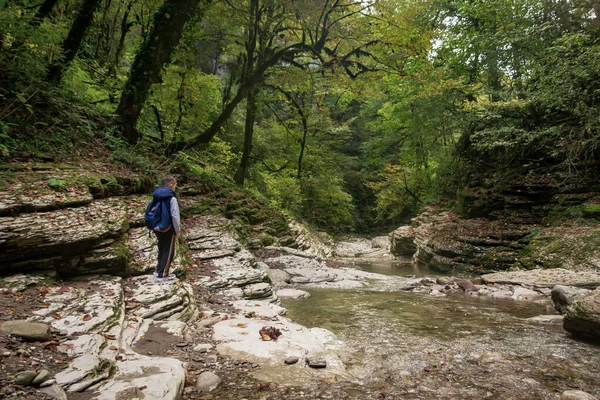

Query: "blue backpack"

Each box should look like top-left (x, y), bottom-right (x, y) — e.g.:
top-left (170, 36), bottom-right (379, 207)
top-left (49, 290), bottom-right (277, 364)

top-left (144, 198), bottom-right (172, 232)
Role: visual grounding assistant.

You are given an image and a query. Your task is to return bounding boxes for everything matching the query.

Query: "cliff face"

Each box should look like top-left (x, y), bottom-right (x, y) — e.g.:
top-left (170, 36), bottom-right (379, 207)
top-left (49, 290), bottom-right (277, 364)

top-left (391, 180), bottom-right (600, 274)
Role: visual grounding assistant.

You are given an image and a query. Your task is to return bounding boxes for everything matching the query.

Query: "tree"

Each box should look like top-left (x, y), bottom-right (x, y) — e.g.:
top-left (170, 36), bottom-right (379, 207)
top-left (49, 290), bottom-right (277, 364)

top-left (165, 0), bottom-right (377, 156)
top-left (116, 0), bottom-right (210, 143)
top-left (46, 0), bottom-right (103, 83)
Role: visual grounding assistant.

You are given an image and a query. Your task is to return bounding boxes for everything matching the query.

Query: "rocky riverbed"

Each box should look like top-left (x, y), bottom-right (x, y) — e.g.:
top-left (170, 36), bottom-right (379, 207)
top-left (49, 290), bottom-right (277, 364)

top-left (1, 164), bottom-right (600, 399)
top-left (2, 226), bottom-right (600, 399)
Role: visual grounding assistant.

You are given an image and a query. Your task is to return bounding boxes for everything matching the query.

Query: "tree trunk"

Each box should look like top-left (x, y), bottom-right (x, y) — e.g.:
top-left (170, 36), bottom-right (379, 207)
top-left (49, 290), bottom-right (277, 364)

top-left (46, 0), bottom-right (102, 83)
top-left (151, 105), bottom-right (165, 143)
top-left (116, 0), bottom-right (206, 144)
top-left (234, 88), bottom-right (258, 186)
top-left (30, 0), bottom-right (60, 27)
top-left (297, 116), bottom-right (308, 180)
top-left (107, 1), bottom-right (134, 79)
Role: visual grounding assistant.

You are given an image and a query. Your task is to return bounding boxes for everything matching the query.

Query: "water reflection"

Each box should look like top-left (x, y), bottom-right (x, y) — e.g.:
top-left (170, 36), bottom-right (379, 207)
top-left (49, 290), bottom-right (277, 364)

top-left (280, 264), bottom-right (600, 398)
top-left (353, 258), bottom-right (434, 277)
top-left (282, 288), bottom-right (554, 340)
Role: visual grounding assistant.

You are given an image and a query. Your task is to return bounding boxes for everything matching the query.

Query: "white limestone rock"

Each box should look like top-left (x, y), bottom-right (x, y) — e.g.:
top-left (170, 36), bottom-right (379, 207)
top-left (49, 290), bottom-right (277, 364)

top-left (90, 357), bottom-right (186, 400)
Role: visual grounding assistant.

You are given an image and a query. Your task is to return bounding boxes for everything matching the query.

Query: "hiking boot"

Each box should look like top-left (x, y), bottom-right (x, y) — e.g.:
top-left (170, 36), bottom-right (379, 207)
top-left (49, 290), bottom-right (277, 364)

top-left (157, 274), bottom-right (176, 282)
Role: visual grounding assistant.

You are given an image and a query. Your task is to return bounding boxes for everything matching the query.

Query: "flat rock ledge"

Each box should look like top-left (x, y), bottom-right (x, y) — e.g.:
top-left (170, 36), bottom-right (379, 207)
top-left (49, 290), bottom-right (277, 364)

top-left (213, 300), bottom-right (355, 386)
top-left (482, 268), bottom-right (600, 288)
top-left (184, 221), bottom-right (277, 302)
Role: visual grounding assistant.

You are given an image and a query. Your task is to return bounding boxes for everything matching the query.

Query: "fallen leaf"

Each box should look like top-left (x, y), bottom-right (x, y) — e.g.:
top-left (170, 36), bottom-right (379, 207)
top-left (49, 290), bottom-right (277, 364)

top-left (109, 346), bottom-right (118, 350)
top-left (103, 334), bottom-right (116, 340)
top-left (82, 314), bottom-right (92, 321)
top-left (236, 323), bottom-right (246, 328)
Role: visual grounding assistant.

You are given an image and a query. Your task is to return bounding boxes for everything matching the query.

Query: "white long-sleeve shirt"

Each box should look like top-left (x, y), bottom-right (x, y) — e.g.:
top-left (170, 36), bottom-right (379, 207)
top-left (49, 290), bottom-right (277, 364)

top-left (170, 197), bottom-right (181, 234)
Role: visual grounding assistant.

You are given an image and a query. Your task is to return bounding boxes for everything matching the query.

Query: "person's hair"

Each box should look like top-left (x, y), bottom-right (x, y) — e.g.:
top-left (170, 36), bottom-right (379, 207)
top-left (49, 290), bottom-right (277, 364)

top-left (162, 175), bottom-right (177, 187)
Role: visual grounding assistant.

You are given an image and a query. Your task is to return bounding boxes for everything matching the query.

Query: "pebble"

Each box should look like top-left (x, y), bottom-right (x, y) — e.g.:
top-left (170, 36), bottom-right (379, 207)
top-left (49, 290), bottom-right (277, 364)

top-left (14, 370), bottom-right (37, 386)
top-left (207, 355), bottom-right (218, 363)
top-left (194, 343), bottom-right (213, 353)
top-left (31, 369), bottom-right (51, 386)
top-left (196, 371), bottom-right (222, 392)
top-left (2, 352), bottom-right (10, 357)
top-left (40, 379), bottom-right (56, 388)
top-left (284, 356), bottom-right (299, 365)
top-left (561, 390), bottom-right (598, 400)
top-left (305, 357), bottom-right (327, 368)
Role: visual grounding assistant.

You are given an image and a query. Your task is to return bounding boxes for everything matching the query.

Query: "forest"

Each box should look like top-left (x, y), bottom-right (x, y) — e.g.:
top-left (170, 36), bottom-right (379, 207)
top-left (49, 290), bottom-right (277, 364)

top-left (1, 0), bottom-right (599, 233)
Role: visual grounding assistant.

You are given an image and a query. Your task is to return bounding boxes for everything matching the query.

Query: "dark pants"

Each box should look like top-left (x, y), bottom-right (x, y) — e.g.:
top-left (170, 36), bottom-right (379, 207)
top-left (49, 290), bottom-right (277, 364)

top-left (155, 229), bottom-right (175, 278)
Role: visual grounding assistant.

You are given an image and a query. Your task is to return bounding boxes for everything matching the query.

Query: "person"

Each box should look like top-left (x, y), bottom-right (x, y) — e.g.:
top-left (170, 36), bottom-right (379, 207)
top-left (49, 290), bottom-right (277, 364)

top-left (152, 175), bottom-right (181, 282)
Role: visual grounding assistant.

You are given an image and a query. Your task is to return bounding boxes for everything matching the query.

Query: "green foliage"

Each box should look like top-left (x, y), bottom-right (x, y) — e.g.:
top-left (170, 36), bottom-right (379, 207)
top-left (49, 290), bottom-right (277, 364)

top-left (140, 64), bottom-right (223, 142)
top-left (300, 174), bottom-right (356, 232)
top-left (61, 60), bottom-right (115, 114)
top-left (47, 178), bottom-right (67, 191)
top-left (261, 173), bottom-right (303, 215)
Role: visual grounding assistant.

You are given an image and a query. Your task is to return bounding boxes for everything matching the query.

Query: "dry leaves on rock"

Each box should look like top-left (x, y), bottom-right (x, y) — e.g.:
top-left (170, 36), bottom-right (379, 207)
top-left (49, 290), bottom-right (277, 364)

top-left (258, 326), bottom-right (282, 341)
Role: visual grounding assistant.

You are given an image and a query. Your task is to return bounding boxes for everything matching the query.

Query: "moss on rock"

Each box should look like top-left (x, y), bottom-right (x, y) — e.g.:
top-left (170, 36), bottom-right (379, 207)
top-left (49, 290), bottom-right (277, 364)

top-left (518, 228), bottom-right (600, 270)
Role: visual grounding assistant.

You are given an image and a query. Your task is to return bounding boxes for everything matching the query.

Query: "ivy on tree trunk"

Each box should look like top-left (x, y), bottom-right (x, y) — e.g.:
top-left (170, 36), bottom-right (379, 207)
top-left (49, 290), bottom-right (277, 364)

top-left (46, 0), bottom-right (102, 83)
top-left (116, 0), bottom-right (208, 144)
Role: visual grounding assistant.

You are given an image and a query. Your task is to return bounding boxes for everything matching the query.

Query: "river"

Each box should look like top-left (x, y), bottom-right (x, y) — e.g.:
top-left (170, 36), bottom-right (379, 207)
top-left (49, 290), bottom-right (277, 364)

top-left (280, 259), bottom-right (600, 399)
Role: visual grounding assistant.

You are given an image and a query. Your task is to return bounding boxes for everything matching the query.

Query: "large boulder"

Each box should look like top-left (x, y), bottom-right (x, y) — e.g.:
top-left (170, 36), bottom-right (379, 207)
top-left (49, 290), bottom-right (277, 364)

top-left (390, 226), bottom-right (417, 257)
top-left (0, 199), bottom-right (130, 275)
top-left (410, 208), bottom-right (528, 273)
top-left (563, 289), bottom-right (600, 341)
top-left (551, 285), bottom-right (591, 314)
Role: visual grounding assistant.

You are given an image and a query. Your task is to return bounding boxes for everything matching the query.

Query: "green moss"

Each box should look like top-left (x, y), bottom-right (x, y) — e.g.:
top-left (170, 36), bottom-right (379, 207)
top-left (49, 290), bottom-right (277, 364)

top-left (518, 229), bottom-right (600, 270)
top-left (259, 233), bottom-right (275, 246)
top-left (47, 178), bottom-right (67, 191)
top-left (582, 204), bottom-right (600, 218)
top-left (546, 203), bottom-right (600, 226)
top-left (456, 189), bottom-right (490, 218)
top-left (568, 301), bottom-right (591, 319)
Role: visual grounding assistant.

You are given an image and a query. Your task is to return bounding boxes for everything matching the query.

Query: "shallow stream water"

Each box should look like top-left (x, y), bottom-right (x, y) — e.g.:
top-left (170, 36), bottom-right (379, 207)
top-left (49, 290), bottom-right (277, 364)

top-left (281, 260), bottom-right (600, 399)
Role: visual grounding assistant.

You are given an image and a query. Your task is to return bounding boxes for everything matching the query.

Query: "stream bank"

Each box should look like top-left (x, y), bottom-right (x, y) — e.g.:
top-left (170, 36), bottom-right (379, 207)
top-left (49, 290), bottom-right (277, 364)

top-left (1, 161), bottom-right (600, 399)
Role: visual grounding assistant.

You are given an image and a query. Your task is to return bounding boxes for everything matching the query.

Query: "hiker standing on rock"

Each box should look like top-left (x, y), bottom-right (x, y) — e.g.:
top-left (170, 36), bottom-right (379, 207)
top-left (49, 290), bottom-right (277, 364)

top-left (146, 175), bottom-right (181, 282)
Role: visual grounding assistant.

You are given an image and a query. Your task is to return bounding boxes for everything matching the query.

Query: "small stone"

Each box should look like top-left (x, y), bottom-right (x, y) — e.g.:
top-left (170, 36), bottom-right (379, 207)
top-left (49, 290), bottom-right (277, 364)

top-left (193, 343), bottom-right (213, 353)
top-left (436, 277), bottom-right (452, 285)
top-left (306, 357), bottom-right (327, 368)
top-left (207, 355), bottom-right (218, 363)
top-left (455, 279), bottom-right (478, 292)
top-left (14, 370), bottom-right (38, 386)
top-left (1, 321), bottom-right (52, 342)
top-left (40, 379), bottom-right (56, 388)
top-left (560, 390), bottom-right (598, 400)
top-left (479, 352), bottom-right (504, 363)
top-left (196, 371), bottom-right (222, 392)
top-left (3, 352), bottom-right (10, 357)
top-left (284, 356), bottom-right (299, 365)
top-left (31, 369), bottom-right (51, 386)
top-left (175, 342), bottom-right (188, 348)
